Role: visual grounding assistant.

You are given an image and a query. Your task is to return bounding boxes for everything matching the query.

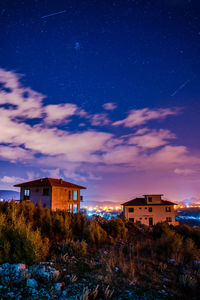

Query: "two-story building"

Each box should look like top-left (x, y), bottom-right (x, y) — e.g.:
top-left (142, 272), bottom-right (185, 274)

top-left (14, 177), bottom-right (86, 212)
top-left (121, 194), bottom-right (178, 226)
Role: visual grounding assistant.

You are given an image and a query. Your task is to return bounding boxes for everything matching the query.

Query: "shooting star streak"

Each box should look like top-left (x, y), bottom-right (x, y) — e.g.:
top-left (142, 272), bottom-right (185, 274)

top-left (171, 80), bottom-right (190, 97)
top-left (41, 10), bottom-right (66, 19)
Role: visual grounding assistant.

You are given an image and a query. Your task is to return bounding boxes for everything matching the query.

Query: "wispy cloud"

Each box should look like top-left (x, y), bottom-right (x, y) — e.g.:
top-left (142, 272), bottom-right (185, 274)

top-left (103, 102), bottom-right (117, 111)
top-left (113, 108), bottom-right (181, 128)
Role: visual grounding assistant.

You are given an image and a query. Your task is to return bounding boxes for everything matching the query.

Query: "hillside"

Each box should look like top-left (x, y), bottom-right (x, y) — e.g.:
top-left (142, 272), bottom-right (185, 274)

top-left (0, 201), bottom-right (199, 299)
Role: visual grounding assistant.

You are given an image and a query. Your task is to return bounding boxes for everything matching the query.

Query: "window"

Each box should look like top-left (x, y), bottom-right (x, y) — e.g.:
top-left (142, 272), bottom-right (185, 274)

top-left (129, 207), bottom-right (134, 212)
top-left (145, 217), bottom-right (147, 220)
top-left (69, 191), bottom-right (72, 200)
top-left (43, 188), bottom-right (49, 196)
top-left (74, 190), bottom-right (78, 201)
top-left (129, 218), bottom-right (134, 222)
top-left (145, 207), bottom-right (147, 209)
top-left (139, 217), bottom-right (142, 220)
top-left (23, 189), bottom-right (30, 200)
top-left (139, 207), bottom-right (142, 209)
top-left (70, 204), bottom-right (73, 213)
top-left (165, 207), bottom-right (171, 212)
top-left (73, 204), bottom-right (77, 213)
top-left (166, 217), bottom-right (172, 222)
top-left (149, 207), bottom-right (152, 212)
top-left (148, 197), bottom-right (152, 202)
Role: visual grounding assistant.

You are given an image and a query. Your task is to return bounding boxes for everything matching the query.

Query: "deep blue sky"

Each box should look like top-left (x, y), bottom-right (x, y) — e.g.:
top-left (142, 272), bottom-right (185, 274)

top-left (0, 0), bottom-right (200, 203)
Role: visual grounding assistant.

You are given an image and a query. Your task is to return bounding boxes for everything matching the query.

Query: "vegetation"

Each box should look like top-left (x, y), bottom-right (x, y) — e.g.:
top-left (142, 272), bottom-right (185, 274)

top-left (0, 201), bottom-right (199, 298)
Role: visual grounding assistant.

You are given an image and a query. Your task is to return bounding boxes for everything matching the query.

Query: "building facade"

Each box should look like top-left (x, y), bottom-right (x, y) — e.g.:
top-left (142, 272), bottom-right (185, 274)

top-left (121, 194), bottom-right (178, 226)
top-left (14, 177), bottom-right (86, 212)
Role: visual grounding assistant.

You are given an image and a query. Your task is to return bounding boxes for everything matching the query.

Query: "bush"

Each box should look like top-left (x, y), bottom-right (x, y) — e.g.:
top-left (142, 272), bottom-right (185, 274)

top-left (62, 239), bottom-right (87, 257)
top-left (0, 213), bottom-right (49, 264)
top-left (84, 221), bottom-right (107, 246)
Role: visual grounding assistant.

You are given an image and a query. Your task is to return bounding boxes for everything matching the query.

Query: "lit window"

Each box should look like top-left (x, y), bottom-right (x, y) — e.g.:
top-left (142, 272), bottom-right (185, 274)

top-left (74, 190), bottom-right (78, 201)
top-left (24, 189), bottom-right (30, 196)
top-left (24, 189), bottom-right (30, 200)
top-left (129, 208), bottom-right (134, 212)
top-left (73, 204), bottom-right (77, 213)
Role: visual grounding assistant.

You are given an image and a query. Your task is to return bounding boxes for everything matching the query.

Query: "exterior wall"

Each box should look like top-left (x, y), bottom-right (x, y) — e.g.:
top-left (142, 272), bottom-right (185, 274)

top-left (51, 186), bottom-right (80, 212)
top-left (20, 187), bottom-right (51, 208)
top-left (145, 195), bottom-right (162, 204)
top-left (124, 205), bottom-right (177, 226)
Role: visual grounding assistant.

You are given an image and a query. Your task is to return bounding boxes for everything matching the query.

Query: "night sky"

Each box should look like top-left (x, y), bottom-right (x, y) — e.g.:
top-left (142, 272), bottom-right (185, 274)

top-left (0, 0), bottom-right (200, 203)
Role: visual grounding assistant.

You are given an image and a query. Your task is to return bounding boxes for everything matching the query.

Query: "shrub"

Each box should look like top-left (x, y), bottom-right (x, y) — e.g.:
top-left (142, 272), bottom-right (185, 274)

top-left (84, 221), bottom-right (107, 246)
top-left (62, 239), bottom-right (87, 257)
top-left (103, 217), bottom-right (127, 240)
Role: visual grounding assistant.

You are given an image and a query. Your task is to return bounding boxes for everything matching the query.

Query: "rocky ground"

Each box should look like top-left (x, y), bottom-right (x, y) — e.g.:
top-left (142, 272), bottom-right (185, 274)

top-left (0, 262), bottom-right (170, 299)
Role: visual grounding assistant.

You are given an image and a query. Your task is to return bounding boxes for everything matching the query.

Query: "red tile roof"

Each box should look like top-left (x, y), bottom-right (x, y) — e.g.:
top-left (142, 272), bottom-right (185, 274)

top-left (121, 198), bottom-right (176, 206)
top-left (14, 177), bottom-right (86, 189)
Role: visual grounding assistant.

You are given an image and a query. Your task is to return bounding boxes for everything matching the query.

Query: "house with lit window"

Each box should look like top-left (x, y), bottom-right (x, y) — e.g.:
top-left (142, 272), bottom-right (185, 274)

top-left (14, 177), bottom-right (86, 212)
top-left (121, 194), bottom-right (178, 226)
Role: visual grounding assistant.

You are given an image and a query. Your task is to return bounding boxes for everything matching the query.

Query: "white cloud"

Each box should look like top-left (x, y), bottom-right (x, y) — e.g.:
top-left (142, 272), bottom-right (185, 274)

top-left (103, 102), bottom-right (117, 111)
top-left (1, 175), bottom-right (24, 184)
top-left (128, 129), bottom-right (175, 148)
top-left (44, 103), bottom-right (78, 124)
top-left (113, 107), bottom-right (180, 128)
top-left (0, 145), bottom-right (34, 162)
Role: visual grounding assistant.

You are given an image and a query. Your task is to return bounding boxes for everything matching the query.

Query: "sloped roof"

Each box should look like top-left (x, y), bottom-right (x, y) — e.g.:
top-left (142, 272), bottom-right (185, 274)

top-left (14, 177), bottom-right (86, 189)
top-left (121, 197), bottom-right (176, 206)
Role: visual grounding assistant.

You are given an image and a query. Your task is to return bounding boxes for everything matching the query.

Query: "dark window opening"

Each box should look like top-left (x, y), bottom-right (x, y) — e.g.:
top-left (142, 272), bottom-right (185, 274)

top-left (139, 207), bottom-right (142, 209)
top-left (69, 190), bottom-right (72, 200)
top-left (149, 207), bottom-right (152, 212)
top-left (129, 218), bottom-right (134, 222)
top-left (166, 217), bottom-right (172, 222)
top-left (148, 197), bottom-right (152, 202)
top-left (165, 207), bottom-right (171, 212)
top-left (43, 188), bottom-right (49, 196)
top-left (129, 208), bottom-right (134, 212)
top-left (149, 218), bottom-right (153, 226)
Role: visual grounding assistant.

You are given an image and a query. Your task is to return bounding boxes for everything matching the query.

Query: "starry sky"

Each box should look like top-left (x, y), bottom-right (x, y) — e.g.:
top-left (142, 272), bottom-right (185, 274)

top-left (0, 0), bottom-right (200, 203)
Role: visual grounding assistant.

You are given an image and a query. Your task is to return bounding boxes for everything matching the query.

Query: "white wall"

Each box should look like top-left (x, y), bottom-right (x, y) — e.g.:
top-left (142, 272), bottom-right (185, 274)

top-left (124, 205), bottom-right (177, 225)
